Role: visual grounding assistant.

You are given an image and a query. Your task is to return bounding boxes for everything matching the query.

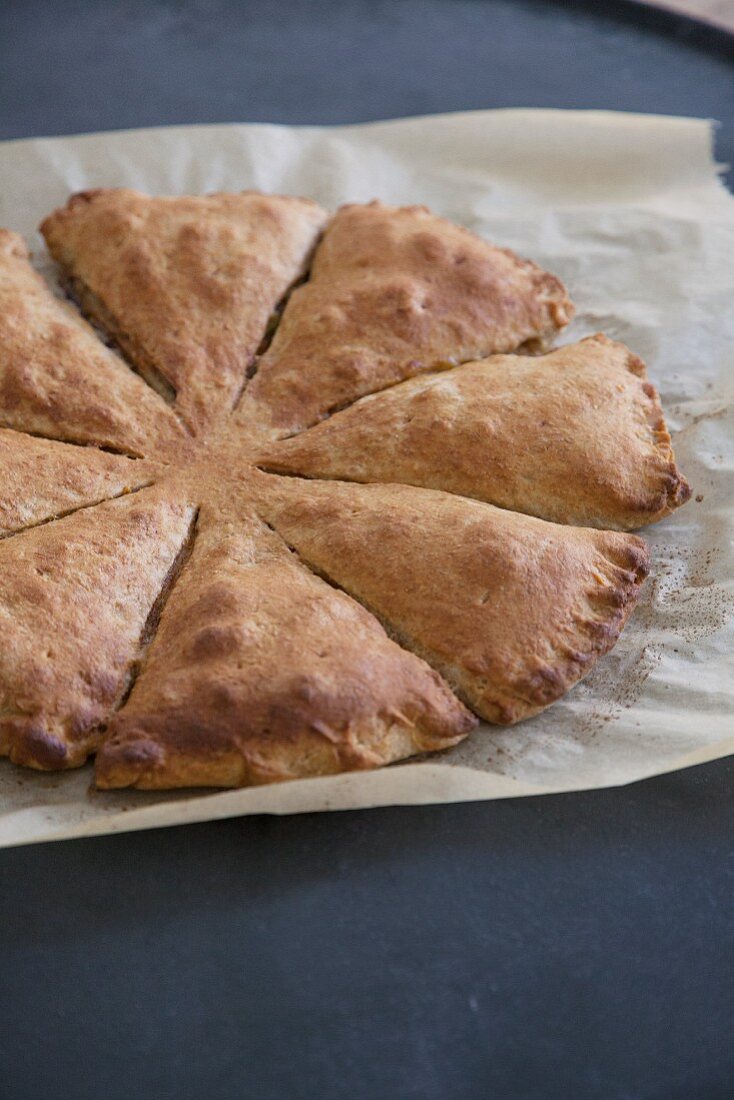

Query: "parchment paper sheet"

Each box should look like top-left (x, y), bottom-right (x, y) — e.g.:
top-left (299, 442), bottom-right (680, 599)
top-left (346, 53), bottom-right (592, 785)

top-left (0, 109), bottom-right (732, 847)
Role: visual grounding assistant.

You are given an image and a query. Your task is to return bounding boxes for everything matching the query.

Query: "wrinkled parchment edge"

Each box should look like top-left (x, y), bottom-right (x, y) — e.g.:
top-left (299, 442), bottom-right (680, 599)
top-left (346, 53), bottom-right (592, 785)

top-left (0, 108), bottom-right (732, 847)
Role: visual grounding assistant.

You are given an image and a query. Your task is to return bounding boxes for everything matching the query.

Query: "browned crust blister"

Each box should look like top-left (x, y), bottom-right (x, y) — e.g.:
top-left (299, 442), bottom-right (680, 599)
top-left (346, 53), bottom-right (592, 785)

top-left (0, 191), bottom-right (690, 789)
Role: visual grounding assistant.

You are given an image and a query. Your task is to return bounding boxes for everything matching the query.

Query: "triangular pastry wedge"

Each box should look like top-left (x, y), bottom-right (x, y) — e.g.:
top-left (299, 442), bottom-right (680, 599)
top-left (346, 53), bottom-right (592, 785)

top-left (41, 190), bottom-right (328, 434)
top-left (0, 230), bottom-right (185, 458)
top-left (0, 428), bottom-right (160, 536)
top-left (239, 200), bottom-right (573, 434)
top-left (0, 487), bottom-right (196, 769)
top-left (259, 479), bottom-right (649, 725)
top-left (96, 510), bottom-right (475, 789)
top-left (260, 335), bottom-right (690, 529)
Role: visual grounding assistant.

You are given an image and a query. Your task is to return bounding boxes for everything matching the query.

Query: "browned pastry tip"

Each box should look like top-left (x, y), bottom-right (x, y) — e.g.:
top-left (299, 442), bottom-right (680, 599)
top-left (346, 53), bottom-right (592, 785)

top-left (40, 188), bottom-right (329, 437)
top-left (0, 231), bottom-right (188, 458)
top-left (259, 332), bottom-right (689, 530)
top-left (0, 487), bottom-right (196, 771)
top-left (258, 478), bottom-right (650, 726)
top-left (0, 427), bottom-right (162, 537)
top-left (239, 199), bottom-right (574, 435)
top-left (95, 513), bottom-right (475, 790)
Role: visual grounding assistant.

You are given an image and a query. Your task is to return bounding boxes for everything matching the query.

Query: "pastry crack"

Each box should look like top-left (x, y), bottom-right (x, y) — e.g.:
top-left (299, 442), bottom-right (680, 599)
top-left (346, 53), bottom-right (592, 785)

top-left (0, 479), bottom-right (156, 542)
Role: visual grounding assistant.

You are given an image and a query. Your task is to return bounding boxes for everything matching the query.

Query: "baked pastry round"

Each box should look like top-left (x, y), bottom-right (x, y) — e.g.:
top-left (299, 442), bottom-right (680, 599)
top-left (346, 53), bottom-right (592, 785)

top-left (0, 190), bottom-right (688, 789)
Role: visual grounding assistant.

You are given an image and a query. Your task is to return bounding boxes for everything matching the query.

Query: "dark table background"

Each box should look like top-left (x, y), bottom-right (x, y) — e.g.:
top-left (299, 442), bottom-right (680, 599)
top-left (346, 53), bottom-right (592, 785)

top-left (1, 2), bottom-right (732, 1097)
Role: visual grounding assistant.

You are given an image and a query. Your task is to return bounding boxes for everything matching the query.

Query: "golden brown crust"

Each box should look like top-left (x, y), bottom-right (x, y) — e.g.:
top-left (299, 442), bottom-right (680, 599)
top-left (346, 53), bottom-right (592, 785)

top-left (0, 487), bottom-right (196, 770)
top-left (259, 334), bottom-right (690, 529)
top-left (238, 200), bottom-right (574, 435)
top-left (0, 230), bottom-right (187, 459)
top-left (0, 427), bottom-right (161, 536)
top-left (0, 195), bottom-right (685, 790)
top-left (96, 508), bottom-right (474, 789)
top-left (257, 478), bottom-right (649, 725)
top-left (40, 190), bottom-right (329, 435)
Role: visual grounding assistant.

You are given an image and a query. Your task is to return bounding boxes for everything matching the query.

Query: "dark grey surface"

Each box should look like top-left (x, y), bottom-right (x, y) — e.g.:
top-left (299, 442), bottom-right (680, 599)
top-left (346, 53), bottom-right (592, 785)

top-left (2, 768), bottom-right (734, 1100)
top-left (1, 0), bottom-right (733, 179)
top-left (1, 2), bottom-right (732, 1098)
